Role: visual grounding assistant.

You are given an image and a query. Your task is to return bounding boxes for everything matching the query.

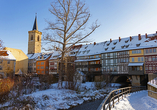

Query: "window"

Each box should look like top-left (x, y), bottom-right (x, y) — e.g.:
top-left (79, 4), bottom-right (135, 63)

top-left (0, 60), bottom-right (3, 64)
top-left (0, 66), bottom-right (2, 70)
top-left (153, 66), bottom-right (156, 70)
top-left (41, 62), bottom-right (44, 65)
top-left (96, 55), bottom-right (99, 58)
top-left (141, 57), bottom-right (144, 61)
top-left (153, 48), bottom-right (156, 53)
top-left (146, 49), bottom-right (148, 53)
top-left (46, 66), bottom-right (48, 69)
top-left (90, 56), bottom-right (94, 58)
top-left (46, 71), bottom-right (48, 73)
top-left (37, 35), bottom-right (40, 41)
top-left (150, 49), bottom-right (152, 53)
top-left (132, 50), bottom-right (141, 54)
top-left (37, 66), bottom-right (40, 69)
top-left (152, 57), bottom-right (156, 61)
top-left (38, 71), bottom-right (40, 73)
top-left (7, 61), bottom-right (10, 64)
top-left (31, 35), bottom-right (33, 40)
top-left (126, 58), bottom-right (129, 62)
top-left (41, 66), bottom-right (44, 69)
top-left (42, 71), bottom-right (44, 73)
top-left (138, 57), bottom-right (140, 62)
top-left (145, 66), bottom-right (148, 70)
top-left (50, 62), bottom-right (54, 65)
top-left (38, 62), bottom-right (40, 65)
top-left (132, 58), bottom-right (134, 62)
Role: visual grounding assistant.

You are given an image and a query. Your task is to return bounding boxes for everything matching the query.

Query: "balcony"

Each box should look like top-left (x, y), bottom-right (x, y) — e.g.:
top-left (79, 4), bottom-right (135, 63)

top-left (75, 65), bottom-right (88, 68)
top-left (128, 68), bottom-right (144, 75)
top-left (88, 71), bottom-right (102, 75)
top-left (88, 64), bottom-right (101, 68)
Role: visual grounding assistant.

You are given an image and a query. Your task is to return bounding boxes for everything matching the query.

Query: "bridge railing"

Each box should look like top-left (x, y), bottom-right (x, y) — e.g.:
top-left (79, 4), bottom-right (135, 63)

top-left (97, 86), bottom-right (146, 110)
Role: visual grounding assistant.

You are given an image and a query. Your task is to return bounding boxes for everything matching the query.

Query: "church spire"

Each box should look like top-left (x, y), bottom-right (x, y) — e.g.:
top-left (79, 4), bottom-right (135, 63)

top-left (32, 14), bottom-right (38, 30)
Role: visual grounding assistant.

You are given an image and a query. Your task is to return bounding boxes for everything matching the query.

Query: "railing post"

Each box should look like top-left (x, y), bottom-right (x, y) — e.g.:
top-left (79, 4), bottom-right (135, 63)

top-left (103, 103), bottom-right (105, 110)
top-left (109, 96), bottom-right (111, 110)
top-left (129, 87), bottom-right (130, 94)
top-left (118, 90), bottom-right (119, 102)
top-left (122, 89), bottom-right (123, 99)
top-left (113, 92), bottom-right (115, 108)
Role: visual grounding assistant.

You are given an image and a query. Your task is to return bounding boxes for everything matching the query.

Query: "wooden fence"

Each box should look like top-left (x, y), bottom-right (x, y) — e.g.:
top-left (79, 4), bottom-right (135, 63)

top-left (97, 86), bottom-right (146, 110)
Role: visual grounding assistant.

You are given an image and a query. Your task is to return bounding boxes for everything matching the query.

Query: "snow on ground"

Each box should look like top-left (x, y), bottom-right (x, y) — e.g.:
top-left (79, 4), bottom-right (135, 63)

top-left (0, 82), bottom-right (115, 110)
top-left (111, 90), bottom-right (157, 110)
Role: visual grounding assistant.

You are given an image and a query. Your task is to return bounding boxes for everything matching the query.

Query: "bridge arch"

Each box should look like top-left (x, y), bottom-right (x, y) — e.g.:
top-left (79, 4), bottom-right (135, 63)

top-left (111, 75), bottom-right (131, 87)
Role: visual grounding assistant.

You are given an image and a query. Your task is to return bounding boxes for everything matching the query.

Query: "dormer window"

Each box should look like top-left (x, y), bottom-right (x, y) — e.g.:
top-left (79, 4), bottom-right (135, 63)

top-left (107, 43), bottom-right (110, 46)
top-left (83, 51), bottom-right (86, 54)
top-left (113, 42), bottom-right (117, 45)
top-left (125, 40), bottom-right (129, 43)
top-left (112, 47), bottom-right (115, 50)
top-left (87, 50), bottom-right (90, 54)
top-left (136, 43), bottom-right (141, 47)
top-left (85, 46), bottom-right (88, 49)
top-left (105, 47), bottom-right (108, 51)
top-left (78, 51), bottom-right (81, 55)
top-left (126, 44), bottom-right (129, 48)
top-left (121, 45), bottom-right (125, 49)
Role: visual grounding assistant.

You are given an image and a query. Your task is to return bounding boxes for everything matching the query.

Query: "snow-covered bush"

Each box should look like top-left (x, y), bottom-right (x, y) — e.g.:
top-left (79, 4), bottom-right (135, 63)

top-left (150, 77), bottom-right (157, 85)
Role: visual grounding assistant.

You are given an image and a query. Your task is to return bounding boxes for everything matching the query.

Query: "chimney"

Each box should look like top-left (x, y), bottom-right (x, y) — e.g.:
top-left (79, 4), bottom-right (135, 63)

top-left (94, 42), bottom-right (96, 45)
top-left (130, 36), bottom-right (132, 41)
top-left (38, 56), bottom-right (40, 59)
top-left (42, 56), bottom-right (44, 59)
top-left (110, 39), bottom-right (112, 43)
top-left (119, 37), bottom-right (121, 42)
top-left (138, 34), bottom-right (141, 40)
top-left (145, 33), bottom-right (148, 39)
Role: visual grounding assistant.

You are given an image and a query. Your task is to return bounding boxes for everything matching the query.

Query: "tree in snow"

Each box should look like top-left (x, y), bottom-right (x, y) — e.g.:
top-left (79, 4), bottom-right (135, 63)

top-left (43, 0), bottom-right (100, 88)
top-left (0, 39), bottom-right (4, 50)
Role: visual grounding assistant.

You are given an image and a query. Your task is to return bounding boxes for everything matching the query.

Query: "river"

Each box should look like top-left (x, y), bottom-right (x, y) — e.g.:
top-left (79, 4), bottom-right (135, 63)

top-left (68, 99), bottom-right (103, 110)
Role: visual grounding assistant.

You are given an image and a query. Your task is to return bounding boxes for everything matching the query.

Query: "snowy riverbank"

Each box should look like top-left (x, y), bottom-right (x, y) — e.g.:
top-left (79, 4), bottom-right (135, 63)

top-left (111, 90), bottom-right (157, 110)
top-left (0, 82), bottom-right (117, 110)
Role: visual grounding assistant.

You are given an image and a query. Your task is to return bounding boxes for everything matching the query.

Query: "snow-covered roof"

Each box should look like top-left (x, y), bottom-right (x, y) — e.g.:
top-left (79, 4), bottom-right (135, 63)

top-left (27, 53), bottom-right (51, 60)
top-left (37, 53), bottom-right (52, 61)
top-left (128, 63), bottom-right (144, 66)
top-left (49, 51), bottom-right (61, 60)
top-left (15, 69), bottom-right (24, 75)
top-left (75, 58), bottom-right (100, 62)
top-left (76, 33), bottom-right (157, 56)
top-left (27, 53), bottom-right (42, 59)
top-left (0, 50), bottom-right (16, 60)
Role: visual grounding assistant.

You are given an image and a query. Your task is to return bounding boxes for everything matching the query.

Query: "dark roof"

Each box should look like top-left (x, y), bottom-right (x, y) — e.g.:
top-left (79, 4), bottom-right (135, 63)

top-left (32, 16), bottom-right (38, 30)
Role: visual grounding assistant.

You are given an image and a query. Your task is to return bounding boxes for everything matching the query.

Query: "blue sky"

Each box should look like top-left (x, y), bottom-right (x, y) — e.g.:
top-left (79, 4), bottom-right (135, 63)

top-left (1, 0), bottom-right (157, 54)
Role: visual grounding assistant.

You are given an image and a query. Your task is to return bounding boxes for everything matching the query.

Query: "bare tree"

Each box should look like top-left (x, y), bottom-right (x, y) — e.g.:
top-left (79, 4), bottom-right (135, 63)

top-left (43, 0), bottom-right (100, 88)
top-left (0, 39), bottom-right (4, 50)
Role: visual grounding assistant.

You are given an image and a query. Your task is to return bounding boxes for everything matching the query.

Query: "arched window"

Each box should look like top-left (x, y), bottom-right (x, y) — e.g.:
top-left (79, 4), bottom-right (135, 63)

top-left (0, 66), bottom-right (2, 70)
top-left (37, 35), bottom-right (40, 41)
top-left (31, 35), bottom-right (33, 40)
